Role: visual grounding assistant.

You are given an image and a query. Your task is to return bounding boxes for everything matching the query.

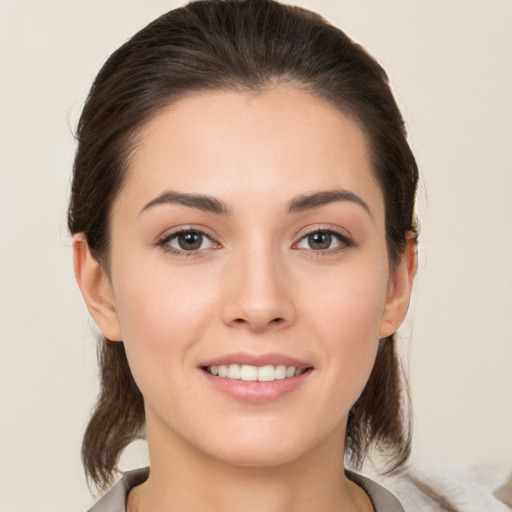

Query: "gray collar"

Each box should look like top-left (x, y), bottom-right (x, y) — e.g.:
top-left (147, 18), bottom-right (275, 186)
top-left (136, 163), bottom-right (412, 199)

top-left (88, 467), bottom-right (405, 512)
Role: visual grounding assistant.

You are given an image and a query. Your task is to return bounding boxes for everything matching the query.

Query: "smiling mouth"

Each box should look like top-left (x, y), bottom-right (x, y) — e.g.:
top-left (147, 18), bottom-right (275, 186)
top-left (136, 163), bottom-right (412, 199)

top-left (203, 364), bottom-right (313, 382)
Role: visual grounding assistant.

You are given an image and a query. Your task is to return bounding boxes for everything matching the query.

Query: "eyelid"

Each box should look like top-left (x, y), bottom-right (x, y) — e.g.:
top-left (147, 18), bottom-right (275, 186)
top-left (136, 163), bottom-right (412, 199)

top-left (155, 225), bottom-right (221, 255)
top-left (154, 224), bottom-right (353, 256)
top-left (292, 226), bottom-right (354, 252)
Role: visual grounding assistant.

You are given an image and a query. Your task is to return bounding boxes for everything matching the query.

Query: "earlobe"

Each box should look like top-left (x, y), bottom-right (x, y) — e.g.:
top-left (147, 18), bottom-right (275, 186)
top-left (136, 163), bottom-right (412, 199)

top-left (379, 234), bottom-right (417, 339)
top-left (72, 234), bottom-right (123, 341)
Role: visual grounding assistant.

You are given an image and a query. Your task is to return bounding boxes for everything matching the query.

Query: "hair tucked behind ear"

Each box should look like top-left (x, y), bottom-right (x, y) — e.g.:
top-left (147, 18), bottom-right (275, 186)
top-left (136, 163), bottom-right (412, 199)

top-left (69, 0), bottom-right (418, 491)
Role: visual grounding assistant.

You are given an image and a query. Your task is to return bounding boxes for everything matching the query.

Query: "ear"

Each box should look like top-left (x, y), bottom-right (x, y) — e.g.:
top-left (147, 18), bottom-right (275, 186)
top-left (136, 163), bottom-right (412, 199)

top-left (72, 234), bottom-right (123, 341)
top-left (379, 233), bottom-right (418, 339)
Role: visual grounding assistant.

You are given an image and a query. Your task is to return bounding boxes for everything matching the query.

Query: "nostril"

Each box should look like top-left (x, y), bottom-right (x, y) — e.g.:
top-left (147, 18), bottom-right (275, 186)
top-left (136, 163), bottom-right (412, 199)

top-left (227, 313), bottom-right (291, 331)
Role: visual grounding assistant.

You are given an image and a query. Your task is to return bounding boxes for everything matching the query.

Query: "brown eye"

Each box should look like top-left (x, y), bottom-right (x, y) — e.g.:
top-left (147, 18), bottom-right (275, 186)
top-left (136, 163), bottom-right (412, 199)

top-left (307, 232), bottom-right (332, 250)
top-left (163, 230), bottom-right (215, 252)
top-left (295, 230), bottom-right (351, 252)
top-left (177, 231), bottom-right (203, 250)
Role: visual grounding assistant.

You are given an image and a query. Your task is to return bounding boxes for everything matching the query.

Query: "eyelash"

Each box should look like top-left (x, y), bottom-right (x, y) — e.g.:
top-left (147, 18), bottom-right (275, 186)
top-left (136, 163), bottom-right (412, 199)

top-left (294, 228), bottom-right (353, 256)
top-left (156, 228), bottom-right (219, 257)
top-left (156, 227), bottom-right (353, 257)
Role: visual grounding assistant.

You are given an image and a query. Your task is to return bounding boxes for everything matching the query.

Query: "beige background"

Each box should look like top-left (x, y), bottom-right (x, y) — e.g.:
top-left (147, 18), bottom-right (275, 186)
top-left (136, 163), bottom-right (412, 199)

top-left (1, 0), bottom-right (511, 510)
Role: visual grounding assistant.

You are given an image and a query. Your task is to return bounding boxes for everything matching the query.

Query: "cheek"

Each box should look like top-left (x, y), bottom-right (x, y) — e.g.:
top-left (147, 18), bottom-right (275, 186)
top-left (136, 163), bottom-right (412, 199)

top-left (303, 261), bottom-right (389, 393)
top-left (307, 260), bottom-right (389, 342)
top-left (109, 255), bottom-right (218, 384)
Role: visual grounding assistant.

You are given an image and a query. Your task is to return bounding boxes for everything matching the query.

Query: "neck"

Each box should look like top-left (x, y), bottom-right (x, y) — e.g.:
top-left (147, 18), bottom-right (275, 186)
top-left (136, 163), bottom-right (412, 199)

top-left (130, 415), bottom-right (373, 512)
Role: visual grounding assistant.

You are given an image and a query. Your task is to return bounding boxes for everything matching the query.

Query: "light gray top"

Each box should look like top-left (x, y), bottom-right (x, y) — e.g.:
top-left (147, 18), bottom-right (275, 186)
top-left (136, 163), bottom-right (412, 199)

top-left (87, 467), bottom-right (405, 511)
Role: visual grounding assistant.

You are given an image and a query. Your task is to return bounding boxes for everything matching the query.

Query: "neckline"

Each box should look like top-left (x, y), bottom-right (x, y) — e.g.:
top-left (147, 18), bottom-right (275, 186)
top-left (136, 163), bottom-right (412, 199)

top-left (88, 466), bottom-right (405, 512)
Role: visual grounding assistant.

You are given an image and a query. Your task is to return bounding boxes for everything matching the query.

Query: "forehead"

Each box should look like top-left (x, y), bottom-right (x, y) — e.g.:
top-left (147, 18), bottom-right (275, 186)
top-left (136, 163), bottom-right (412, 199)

top-left (117, 85), bottom-right (384, 219)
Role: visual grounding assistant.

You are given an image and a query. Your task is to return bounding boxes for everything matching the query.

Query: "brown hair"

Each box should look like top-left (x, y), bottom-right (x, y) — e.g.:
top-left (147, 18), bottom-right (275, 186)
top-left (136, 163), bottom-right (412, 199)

top-left (68, 0), bottom-right (418, 490)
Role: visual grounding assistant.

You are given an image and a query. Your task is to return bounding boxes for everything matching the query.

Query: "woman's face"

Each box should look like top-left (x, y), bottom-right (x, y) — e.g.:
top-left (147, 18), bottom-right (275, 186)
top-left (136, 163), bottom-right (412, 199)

top-left (86, 85), bottom-right (411, 468)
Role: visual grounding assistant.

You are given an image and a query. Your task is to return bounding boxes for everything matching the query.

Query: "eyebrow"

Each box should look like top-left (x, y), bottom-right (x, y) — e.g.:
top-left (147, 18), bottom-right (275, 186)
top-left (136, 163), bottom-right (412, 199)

top-left (139, 190), bottom-right (232, 216)
top-left (286, 189), bottom-right (371, 217)
top-left (139, 188), bottom-right (371, 217)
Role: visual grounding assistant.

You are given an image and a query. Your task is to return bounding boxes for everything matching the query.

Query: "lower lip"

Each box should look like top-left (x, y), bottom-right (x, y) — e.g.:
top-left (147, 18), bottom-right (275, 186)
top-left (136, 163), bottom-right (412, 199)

top-left (201, 369), bottom-right (312, 404)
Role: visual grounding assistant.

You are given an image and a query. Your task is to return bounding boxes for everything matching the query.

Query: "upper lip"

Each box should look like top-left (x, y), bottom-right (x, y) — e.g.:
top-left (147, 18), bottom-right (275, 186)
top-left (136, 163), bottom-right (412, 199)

top-left (199, 352), bottom-right (312, 369)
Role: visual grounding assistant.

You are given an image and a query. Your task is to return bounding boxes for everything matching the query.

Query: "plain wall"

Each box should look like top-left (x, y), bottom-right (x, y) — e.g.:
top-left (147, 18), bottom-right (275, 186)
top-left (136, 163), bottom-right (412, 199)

top-left (1, 1), bottom-right (511, 510)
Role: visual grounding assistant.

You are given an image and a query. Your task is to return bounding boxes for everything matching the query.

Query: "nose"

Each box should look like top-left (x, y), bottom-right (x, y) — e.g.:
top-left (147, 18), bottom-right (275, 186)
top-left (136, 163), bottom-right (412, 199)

top-left (221, 246), bottom-right (297, 333)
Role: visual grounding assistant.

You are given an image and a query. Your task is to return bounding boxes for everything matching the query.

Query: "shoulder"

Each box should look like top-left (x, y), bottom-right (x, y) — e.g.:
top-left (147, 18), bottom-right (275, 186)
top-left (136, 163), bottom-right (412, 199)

top-left (373, 463), bottom-right (512, 512)
top-left (91, 467), bottom-right (405, 512)
top-left (87, 467), bottom-right (149, 512)
top-left (347, 470), bottom-right (406, 512)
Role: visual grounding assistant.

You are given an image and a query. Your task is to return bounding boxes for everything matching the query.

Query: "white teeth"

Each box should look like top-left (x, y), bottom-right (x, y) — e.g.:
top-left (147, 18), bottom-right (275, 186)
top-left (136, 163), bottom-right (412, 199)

top-left (275, 364), bottom-right (287, 380)
top-left (227, 364), bottom-right (241, 379)
top-left (241, 365), bottom-right (258, 381)
top-left (257, 365), bottom-right (275, 382)
top-left (207, 364), bottom-right (306, 381)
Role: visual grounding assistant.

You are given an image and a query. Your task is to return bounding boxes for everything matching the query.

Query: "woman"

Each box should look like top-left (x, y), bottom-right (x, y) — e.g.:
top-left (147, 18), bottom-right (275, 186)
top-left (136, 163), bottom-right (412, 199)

top-left (69, 0), bottom-right (418, 510)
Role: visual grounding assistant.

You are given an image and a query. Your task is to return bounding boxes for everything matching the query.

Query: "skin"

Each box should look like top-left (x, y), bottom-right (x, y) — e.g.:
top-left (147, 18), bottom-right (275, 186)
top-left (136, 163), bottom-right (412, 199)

top-left (74, 84), bottom-right (416, 512)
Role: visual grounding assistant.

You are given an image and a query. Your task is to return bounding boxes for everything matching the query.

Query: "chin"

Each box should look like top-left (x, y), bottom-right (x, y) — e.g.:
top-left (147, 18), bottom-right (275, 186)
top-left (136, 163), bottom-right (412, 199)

top-left (211, 441), bottom-right (307, 468)
top-left (199, 421), bottom-right (335, 469)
